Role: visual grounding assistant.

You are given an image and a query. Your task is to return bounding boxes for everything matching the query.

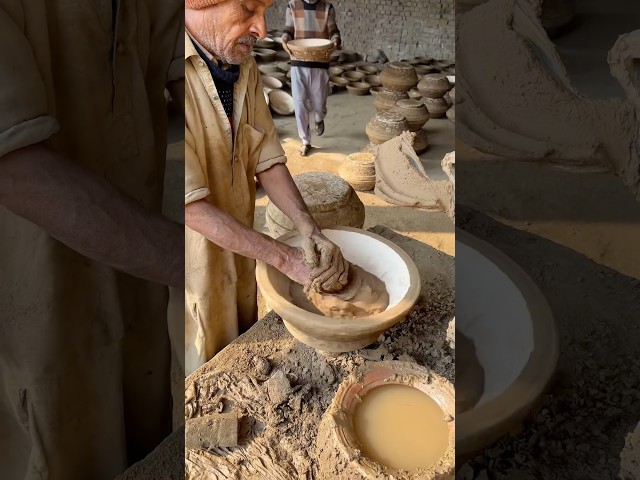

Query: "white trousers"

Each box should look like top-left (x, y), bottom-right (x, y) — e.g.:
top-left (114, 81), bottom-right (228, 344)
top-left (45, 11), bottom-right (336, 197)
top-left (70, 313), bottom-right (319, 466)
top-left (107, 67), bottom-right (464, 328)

top-left (291, 66), bottom-right (330, 146)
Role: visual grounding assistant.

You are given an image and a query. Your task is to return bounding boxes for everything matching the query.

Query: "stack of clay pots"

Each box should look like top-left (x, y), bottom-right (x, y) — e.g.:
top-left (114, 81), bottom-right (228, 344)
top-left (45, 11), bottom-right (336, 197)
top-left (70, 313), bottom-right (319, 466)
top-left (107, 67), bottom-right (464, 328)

top-left (392, 99), bottom-right (430, 154)
top-left (265, 172), bottom-right (365, 237)
top-left (417, 73), bottom-right (452, 119)
top-left (338, 151), bottom-right (376, 191)
top-left (365, 111), bottom-right (409, 147)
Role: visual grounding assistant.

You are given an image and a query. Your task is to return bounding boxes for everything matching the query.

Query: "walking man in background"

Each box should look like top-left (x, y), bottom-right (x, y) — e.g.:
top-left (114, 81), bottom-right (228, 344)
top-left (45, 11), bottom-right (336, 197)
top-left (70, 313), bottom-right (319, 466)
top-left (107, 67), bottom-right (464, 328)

top-left (282, 0), bottom-right (341, 156)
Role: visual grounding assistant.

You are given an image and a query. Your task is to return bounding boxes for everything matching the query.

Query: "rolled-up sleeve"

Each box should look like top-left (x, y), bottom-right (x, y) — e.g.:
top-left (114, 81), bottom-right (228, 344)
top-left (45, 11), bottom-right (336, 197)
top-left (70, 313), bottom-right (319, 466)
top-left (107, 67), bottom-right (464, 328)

top-left (251, 66), bottom-right (287, 174)
top-left (0, 7), bottom-right (58, 158)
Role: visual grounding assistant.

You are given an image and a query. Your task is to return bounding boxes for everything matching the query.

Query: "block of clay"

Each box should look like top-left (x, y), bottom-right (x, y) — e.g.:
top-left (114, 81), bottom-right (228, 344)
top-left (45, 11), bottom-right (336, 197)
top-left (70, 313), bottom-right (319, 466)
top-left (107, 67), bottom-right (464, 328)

top-left (185, 412), bottom-right (238, 450)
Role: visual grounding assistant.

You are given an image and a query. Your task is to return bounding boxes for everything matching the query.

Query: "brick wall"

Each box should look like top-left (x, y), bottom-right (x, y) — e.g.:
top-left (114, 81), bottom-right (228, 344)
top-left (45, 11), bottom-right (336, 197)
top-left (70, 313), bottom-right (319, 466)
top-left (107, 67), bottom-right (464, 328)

top-left (265, 0), bottom-right (455, 61)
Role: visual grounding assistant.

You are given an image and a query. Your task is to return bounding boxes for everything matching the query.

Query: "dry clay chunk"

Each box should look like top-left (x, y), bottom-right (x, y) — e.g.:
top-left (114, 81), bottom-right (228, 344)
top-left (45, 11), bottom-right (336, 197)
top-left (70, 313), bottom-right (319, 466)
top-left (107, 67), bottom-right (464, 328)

top-left (185, 412), bottom-right (238, 450)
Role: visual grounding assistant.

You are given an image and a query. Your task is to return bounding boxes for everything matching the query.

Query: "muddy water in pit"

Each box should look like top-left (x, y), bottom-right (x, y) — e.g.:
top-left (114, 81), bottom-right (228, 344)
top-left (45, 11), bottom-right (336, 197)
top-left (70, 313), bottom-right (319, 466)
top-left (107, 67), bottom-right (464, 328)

top-left (352, 384), bottom-right (449, 471)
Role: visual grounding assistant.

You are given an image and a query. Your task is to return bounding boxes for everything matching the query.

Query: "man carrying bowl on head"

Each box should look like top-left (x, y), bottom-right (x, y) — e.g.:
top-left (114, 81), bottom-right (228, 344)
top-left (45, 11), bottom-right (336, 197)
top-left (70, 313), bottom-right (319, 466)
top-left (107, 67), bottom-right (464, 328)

top-left (184, 0), bottom-right (349, 374)
top-left (282, 0), bottom-right (341, 156)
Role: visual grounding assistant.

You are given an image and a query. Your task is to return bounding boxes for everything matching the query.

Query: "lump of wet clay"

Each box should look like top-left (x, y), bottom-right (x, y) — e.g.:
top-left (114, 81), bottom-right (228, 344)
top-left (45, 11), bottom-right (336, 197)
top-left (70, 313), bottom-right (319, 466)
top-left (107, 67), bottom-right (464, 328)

top-left (307, 264), bottom-right (389, 318)
top-left (265, 370), bottom-right (292, 405)
top-left (185, 412), bottom-right (238, 450)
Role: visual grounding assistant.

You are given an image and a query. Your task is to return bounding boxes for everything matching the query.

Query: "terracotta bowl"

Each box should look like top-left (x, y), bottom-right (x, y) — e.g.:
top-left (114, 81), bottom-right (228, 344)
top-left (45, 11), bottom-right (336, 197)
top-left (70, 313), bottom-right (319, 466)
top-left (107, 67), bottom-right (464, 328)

top-left (330, 75), bottom-right (349, 90)
top-left (346, 82), bottom-right (371, 95)
top-left (356, 65), bottom-right (379, 75)
top-left (276, 61), bottom-right (291, 73)
top-left (328, 66), bottom-right (345, 76)
top-left (365, 74), bottom-right (382, 87)
top-left (287, 38), bottom-right (333, 62)
top-left (340, 63), bottom-right (357, 72)
top-left (258, 64), bottom-right (279, 75)
top-left (256, 227), bottom-right (420, 353)
top-left (261, 75), bottom-right (283, 90)
top-left (456, 229), bottom-right (558, 464)
top-left (268, 90), bottom-right (294, 115)
top-left (343, 70), bottom-right (366, 82)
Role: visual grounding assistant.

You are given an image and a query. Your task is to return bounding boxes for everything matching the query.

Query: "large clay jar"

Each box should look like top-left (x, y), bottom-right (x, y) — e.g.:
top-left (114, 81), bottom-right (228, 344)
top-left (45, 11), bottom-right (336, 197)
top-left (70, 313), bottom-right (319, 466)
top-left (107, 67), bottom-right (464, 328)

top-left (373, 87), bottom-right (409, 113)
top-left (417, 73), bottom-right (451, 99)
top-left (413, 128), bottom-right (429, 154)
top-left (338, 152), bottom-right (376, 191)
top-left (393, 99), bottom-right (429, 131)
top-left (379, 61), bottom-right (419, 92)
top-left (365, 112), bottom-right (409, 145)
top-left (266, 172), bottom-right (364, 237)
top-left (423, 97), bottom-right (449, 118)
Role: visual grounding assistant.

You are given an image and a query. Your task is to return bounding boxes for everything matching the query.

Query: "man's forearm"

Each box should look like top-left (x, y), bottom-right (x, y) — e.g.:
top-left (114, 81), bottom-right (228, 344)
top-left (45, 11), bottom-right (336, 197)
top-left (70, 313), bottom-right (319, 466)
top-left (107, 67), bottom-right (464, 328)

top-left (0, 145), bottom-right (184, 287)
top-left (185, 199), bottom-right (296, 271)
top-left (256, 163), bottom-right (318, 236)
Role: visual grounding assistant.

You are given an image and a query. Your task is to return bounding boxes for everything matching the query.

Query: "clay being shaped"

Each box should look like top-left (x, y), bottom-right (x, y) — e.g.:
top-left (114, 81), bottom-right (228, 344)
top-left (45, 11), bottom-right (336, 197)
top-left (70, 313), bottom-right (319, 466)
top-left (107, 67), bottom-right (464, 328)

top-left (457, 0), bottom-right (640, 202)
top-left (306, 264), bottom-right (389, 319)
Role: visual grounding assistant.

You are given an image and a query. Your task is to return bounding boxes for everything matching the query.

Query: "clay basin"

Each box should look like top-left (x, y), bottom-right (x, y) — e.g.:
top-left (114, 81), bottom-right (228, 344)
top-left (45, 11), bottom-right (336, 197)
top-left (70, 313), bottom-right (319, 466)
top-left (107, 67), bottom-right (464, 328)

top-left (324, 361), bottom-right (455, 479)
top-left (456, 229), bottom-right (558, 464)
top-left (256, 227), bottom-right (420, 353)
top-left (346, 82), bottom-right (371, 95)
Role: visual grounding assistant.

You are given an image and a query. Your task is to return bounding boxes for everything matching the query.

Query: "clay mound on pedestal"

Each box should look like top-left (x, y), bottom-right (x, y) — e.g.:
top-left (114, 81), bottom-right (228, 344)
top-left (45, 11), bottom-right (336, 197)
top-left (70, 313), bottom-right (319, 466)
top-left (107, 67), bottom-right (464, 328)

top-left (266, 172), bottom-right (365, 237)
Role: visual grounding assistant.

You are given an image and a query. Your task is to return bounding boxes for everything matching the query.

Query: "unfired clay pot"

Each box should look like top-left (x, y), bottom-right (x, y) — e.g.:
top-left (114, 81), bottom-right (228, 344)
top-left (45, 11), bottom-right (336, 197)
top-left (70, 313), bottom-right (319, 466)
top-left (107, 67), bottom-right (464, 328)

top-left (343, 70), bottom-right (366, 82)
top-left (365, 74), bottom-right (382, 87)
top-left (346, 82), bottom-right (371, 96)
top-left (417, 73), bottom-right (451, 99)
top-left (407, 88), bottom-right (422, 100)
top-left (373, 88), bottom-right (409, 113)
top-left (379, 61), bottom-right (419, 92)
top-left (423, 96), bottom-right (449, 118)
top-left (414, 64), bottom-right (436, 76)
top-left (413, 128), bottom-right (429, 154)
top-left (338, 151), bottom-right (376, 191)
top-left (356, 65), bottom-right (379, 75)
top-left (365, 112), bottom-right (410, 145)
top-left (265, 172), bottom-right (365, 237)
top-left (393, 99), bottom-right (429, 131)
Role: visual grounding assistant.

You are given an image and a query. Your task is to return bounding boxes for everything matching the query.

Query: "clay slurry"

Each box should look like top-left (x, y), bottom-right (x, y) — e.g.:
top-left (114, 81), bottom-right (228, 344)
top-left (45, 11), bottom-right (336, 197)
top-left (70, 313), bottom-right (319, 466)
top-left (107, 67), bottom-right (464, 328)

top-left (289, 264), bottom-right (389, 318)
top-left (353, 384), bottom-right (449, 471)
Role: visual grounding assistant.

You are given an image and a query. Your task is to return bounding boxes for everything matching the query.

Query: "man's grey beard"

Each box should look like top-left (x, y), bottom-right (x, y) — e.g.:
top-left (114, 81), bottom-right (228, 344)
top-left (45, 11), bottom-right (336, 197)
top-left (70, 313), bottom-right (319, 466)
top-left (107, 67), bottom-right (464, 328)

top-left (199, 29), bottom-right (257, 65)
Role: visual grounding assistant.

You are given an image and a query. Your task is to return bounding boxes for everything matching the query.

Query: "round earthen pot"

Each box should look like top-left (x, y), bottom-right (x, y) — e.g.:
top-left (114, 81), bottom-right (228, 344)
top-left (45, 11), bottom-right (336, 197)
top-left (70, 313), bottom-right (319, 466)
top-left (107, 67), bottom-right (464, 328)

top-left (417, 73), bottom-right (451, 99)
top-left (393, 99), bottom-right (429, 131)
top-left (365, 112), bottom-right (409, 145)
top-left (423, 97), bottom-right (449, 118)
top-left (413, 128), bottom-right (429, 154)
top-left (379, 61), bottom-right (419, 92)
top-left (372, 87), bottom-right (409, 113)
top-left (339, 152), bottom-right (376, 191)
top-left (407, 88), bottom-right (422, 100)
top-left (265, 172), bottom-right (365, 237)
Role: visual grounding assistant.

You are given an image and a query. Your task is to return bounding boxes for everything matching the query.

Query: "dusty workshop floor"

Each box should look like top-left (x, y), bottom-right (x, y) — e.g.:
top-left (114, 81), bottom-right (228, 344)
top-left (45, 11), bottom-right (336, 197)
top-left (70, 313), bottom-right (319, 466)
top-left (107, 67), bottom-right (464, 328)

top-left (457, 0), bottom-right (640, 478)
top-left (255, 87), bottom-right (455, 251)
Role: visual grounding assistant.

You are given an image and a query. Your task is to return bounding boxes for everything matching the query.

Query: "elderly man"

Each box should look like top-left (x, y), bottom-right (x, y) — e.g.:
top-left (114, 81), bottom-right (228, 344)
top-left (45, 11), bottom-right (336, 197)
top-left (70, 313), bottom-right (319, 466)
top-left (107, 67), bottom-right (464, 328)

top-left (0, 1), bottom-right (184, 478)
top-left (184, 0), bottom-right (348, 374)
top-left (282, 0), bottom-right (341, 156)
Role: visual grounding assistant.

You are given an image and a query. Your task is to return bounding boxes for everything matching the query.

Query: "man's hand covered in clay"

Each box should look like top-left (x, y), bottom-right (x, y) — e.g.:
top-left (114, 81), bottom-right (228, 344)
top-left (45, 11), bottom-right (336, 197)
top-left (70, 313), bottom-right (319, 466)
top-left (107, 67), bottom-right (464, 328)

top-left (301, 230), bottom-right (349, 294)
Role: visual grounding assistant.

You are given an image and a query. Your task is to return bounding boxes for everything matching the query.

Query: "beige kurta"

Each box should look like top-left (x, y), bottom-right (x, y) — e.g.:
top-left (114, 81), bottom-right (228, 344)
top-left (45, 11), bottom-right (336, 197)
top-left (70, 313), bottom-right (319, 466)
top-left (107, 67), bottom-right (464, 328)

top-left (0, 1), bottom-right (183, 478)
top-left (184, 32), bottom-right (286, 374)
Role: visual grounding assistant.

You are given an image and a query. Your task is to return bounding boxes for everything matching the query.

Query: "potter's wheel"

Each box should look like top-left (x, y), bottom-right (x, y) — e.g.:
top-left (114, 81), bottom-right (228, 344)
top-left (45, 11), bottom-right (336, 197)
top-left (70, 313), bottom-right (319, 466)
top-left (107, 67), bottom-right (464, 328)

top-left (456, 228), bottom-right (559, 462)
